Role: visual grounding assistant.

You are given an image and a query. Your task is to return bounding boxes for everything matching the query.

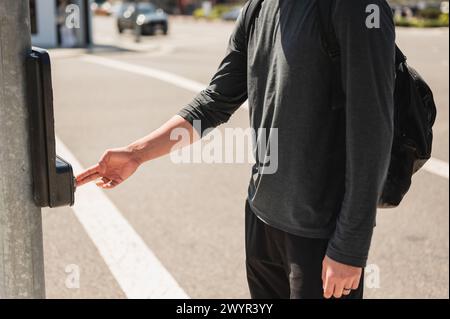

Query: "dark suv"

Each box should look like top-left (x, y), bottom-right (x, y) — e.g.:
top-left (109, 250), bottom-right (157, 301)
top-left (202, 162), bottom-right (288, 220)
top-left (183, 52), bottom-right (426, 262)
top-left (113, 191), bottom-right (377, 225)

top-left (117, 2), bottom-right (168, 35)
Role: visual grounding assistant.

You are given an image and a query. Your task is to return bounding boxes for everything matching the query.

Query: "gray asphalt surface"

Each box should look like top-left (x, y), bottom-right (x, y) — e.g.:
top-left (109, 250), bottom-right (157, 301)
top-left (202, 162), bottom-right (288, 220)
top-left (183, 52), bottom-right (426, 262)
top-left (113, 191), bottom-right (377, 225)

top-left (42, 16), bottom-right (449, 299)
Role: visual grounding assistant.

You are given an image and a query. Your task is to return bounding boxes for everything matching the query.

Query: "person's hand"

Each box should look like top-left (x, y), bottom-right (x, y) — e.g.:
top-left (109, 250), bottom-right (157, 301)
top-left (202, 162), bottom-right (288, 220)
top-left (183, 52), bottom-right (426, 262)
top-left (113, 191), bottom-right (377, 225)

top-left (76, 147), bottom-right (141, 189)
top-left (322, 255), bottom-right (362, 299)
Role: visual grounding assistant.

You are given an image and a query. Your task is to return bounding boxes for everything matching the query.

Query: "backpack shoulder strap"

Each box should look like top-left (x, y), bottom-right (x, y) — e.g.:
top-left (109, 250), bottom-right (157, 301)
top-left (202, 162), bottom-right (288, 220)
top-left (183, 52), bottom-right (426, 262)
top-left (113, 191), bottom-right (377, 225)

top-left (396, 45), bottom-right (407, 65)
top-left (244, 0), bottom-right (264, 44)
top-left (316, 0), bottom-right (346, 109)
top-left (316, 0), bottom-right (340, 60)
top-left (317, 1), bottom-right (406, 66)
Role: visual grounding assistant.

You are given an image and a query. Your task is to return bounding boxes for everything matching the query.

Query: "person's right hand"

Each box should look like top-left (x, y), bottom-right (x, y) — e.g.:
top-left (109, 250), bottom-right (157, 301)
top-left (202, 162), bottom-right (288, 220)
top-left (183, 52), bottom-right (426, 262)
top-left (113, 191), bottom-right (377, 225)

top-left (76, 147), bottom-right (141, 189)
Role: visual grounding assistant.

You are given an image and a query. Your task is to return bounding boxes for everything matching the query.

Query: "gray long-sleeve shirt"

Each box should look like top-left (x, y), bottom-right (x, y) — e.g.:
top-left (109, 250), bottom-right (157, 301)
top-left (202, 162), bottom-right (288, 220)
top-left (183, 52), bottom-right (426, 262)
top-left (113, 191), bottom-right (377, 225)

top-left (178, 0), bottom-right (395, 267)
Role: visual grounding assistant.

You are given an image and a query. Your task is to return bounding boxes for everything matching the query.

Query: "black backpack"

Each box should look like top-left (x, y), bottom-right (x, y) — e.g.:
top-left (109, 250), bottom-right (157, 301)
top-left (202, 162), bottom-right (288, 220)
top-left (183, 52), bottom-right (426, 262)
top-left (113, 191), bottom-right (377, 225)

top-left (243, 0), bottom-right (437, 208)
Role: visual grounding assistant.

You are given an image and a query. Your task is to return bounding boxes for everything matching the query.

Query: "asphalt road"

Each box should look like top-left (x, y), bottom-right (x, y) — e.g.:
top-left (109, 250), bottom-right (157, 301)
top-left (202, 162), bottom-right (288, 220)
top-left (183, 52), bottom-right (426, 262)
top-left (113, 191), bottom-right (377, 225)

top-left (42, 16), bottom-right (449, 299)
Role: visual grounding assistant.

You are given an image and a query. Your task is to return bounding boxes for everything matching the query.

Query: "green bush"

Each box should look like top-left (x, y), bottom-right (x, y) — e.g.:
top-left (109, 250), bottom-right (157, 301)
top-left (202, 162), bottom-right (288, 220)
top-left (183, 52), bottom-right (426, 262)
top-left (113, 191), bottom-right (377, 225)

top-left (395, 13), bottom-right (449, 28)
top-left (439, 13), bottom-right (449, 26)
top-left (193, 4), bottom-right (235, 20)
top-left (395, 17), bottom-right (413, 27)
top-left (417, 7), bottom-right (442, 20)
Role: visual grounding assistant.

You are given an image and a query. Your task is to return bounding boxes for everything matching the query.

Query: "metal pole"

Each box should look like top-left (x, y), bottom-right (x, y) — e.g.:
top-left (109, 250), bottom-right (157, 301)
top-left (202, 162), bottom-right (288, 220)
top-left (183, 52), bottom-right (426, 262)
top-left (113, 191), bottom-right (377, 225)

top-left (134, 0), bottom-right (141, 43)
top-left (0, 0), bottom-right (46, 298)
top-left (83, 0), bottom-right (93, 47)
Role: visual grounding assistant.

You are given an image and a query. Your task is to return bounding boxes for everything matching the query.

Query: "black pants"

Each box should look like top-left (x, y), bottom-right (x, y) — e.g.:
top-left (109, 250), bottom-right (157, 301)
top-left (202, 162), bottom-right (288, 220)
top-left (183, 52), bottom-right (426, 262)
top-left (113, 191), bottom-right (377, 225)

top-left (245, 201), bottom-right (364, 299)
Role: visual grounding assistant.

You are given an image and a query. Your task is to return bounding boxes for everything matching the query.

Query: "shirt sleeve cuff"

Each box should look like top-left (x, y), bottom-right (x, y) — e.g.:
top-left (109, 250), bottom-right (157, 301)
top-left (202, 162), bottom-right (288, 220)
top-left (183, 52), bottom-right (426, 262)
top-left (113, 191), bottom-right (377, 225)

top-left (326, 245), bottom-right (368, 268)
top-left (177, 108), bottom-right (203, 136)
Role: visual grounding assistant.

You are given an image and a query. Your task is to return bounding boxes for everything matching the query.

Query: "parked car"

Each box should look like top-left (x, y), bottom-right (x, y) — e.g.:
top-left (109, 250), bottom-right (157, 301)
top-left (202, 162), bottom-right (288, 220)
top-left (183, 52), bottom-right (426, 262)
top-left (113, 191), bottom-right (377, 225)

top-left (117, 2), bottom-right (168, 35)
top-left (91, 1), bottom-right (113, 16)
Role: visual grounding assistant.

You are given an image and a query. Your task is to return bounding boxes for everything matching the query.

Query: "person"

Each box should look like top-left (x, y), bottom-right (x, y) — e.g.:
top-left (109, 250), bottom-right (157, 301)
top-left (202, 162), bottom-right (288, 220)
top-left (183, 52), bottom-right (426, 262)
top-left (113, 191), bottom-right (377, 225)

top-left (76, 0), bottom-right (396, 299)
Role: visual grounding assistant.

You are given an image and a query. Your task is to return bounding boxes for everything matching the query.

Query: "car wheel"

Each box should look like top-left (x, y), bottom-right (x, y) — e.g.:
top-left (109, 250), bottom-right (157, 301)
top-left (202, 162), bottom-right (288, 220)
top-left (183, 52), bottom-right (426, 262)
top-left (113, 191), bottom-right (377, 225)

top-left (118, 24), bottom-right (124, 33)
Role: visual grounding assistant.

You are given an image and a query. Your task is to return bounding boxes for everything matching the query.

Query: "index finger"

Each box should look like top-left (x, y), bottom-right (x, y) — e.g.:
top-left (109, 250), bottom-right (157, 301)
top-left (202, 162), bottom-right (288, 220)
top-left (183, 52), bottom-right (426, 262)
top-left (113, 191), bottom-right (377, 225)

top-left (76, 164), bottom-right (101, 185)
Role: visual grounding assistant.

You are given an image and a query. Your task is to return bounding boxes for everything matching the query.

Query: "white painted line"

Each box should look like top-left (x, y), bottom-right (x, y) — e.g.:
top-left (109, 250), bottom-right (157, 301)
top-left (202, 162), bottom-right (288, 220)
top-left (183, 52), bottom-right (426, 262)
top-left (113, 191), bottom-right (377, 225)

top-left (82, 54), bottom-right (205, 93)
top-left (80, 54), bottom-right (249, 109)
top-left (423, 157), bottom-right (449, 179)
top-left (80, 55), bottom-right (449, 179)
top-left (56, 136), bottom-right (189, 299)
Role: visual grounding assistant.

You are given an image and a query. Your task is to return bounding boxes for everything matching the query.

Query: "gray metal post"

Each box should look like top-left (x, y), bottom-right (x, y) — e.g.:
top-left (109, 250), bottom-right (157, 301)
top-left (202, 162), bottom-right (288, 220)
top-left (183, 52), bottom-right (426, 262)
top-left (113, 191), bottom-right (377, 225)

top-left (133, 1), bottom-right (142, 43)
top-left (0, 0), bottom-right (46, 298)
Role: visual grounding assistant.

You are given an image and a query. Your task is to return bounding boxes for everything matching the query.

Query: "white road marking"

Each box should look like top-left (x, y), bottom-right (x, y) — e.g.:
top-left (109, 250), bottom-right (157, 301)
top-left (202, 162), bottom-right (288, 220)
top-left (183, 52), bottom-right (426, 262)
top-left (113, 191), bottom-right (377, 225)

top-left (56, 136), bottom-right (189, 299)
top-left (82, 54), bottom-right (205, 92)
top-left (81, 54), bottom-right (249, 109)
top-left (423, 157), bottom-right (449, 179)
top-left (80, 54), bottom-right (448, 180)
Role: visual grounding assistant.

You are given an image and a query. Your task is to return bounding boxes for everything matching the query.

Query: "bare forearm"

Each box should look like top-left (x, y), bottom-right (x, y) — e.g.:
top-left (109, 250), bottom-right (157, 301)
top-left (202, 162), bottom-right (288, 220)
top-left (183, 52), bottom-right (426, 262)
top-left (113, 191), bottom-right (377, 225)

top-left (127, 115), bottom-right (199, 164)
